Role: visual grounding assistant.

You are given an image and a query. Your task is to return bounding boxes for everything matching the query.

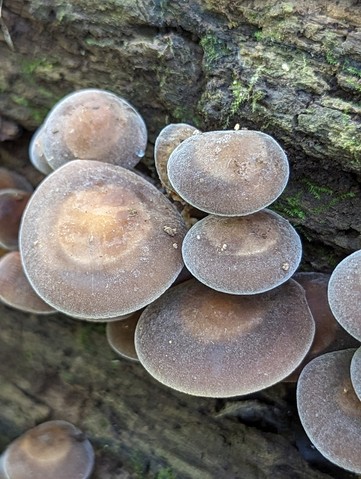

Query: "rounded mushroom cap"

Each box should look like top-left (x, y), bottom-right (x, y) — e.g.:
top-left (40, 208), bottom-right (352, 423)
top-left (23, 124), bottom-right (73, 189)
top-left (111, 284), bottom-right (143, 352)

top-left (167, 130), bottom-right (289, 216)
top-left (351, 346), bottom-right (361, 401)
top-left (41, 89), bottom-right (147, 170)
top-left (328, 250), bottom-right (361, 341)
top-left (0, 189), bottom-right (32, 250)
top-left (1, 420), bottom-right (94, 479)
top-left (20, 160), bottom-right (187, 320)
top-left (0, 251), bottom-right (55, 314)
top-left (154, 123), bottom-right (200, 193)
top-left (182, 209), bottom-right (302, 295)
top-left (106, 310), bottom-right (142, 361)
top-left (29, 127), bottom-right (53, 175)
top-left (135, 278), bottom-right (315, 397)
top-left (297, 349), bottom-right (361, 474)
top-left (0, 167), bottom-right (33, 192)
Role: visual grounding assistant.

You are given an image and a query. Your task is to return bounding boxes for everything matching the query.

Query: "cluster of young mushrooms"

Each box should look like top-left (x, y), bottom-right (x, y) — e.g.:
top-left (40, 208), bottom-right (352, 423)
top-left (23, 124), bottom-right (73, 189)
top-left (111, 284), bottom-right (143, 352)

top-left (0, 88), bottom-right (360, 477)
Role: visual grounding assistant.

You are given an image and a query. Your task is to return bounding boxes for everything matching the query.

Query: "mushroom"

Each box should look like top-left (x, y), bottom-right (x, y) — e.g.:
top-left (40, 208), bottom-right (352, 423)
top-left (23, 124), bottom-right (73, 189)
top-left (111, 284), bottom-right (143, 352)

top-left (0, 420), bottom-right (94, 479)
top-left (167, 130), bottom-right (289, 216)
top-left (0, 189), bottom-right (32, 250)
top-left (106, 310), bottom-right (142, 361)
top-left (0, 251), bottom-right (55, 314)
top-left (29, 127), bottom-right (53, 175)
top-left (351, 346), bottom-right (361, 401)
top-left (19, 160), bottom-right (187, 320)
top-left (135, 278), bottom-right (315, 397)
top-left (182, 209), bottom-right (302, 295)
top-left (0, 167), bottom-right (33, 192)
top-left (328, 250), bottom-right (361, 341)
top-left (40, 88), bottom-right (147, 170)
top-left (297, 349), bottom-right (361, 474)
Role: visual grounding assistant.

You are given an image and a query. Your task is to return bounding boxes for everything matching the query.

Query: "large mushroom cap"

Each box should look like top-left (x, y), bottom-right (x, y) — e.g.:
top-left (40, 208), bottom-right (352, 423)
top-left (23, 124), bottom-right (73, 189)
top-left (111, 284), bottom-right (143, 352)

top-left (20, 160), bottom-right (187, 320)
top-left (1, 420), bottom-right (94, 479)
top-left (41, 89), bottom-right (147, 170)
top-left (328, 250), bottom-right (361, 341)
top-left (167, 130), bottom-right (289, 216)
top-left (135, 278), bottom-right (314, 397)
top-left (297, 349), bottom-right (361, 474)
top-left (182, 209), bottom-right (302, 295)
top-left (351, 346), bottom-right (361, 401)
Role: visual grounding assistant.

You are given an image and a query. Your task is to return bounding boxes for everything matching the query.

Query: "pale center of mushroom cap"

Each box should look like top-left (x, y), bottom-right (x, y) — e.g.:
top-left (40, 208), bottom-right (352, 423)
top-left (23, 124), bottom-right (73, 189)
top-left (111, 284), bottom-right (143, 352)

top-left (63, 100), bottom-right (123, 159)
top-left (181, 294), bottom-right (264, 342)
top-left (55, 184), bottom-right (151, 266)
top-left (19, 427), bottom-right (72, 462)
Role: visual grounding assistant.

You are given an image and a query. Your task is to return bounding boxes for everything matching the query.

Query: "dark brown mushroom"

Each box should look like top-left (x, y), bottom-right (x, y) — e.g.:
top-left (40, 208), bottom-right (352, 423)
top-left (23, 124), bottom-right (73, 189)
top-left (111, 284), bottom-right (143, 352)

top-left (135, 278), bottom-right (315, 397)
top-left (106, 310), bottom-right (143, 361)
top-left (0, 420), bottom-right (94, 479)
top-left (0, 167), bottom-right (33, 192)
top-left (41, 89), bottom-right (147, 170)
top-left (351, 346), bottom-right (361, 401)
top-left (182, 209), bottom-right (302, 295)
top-left (0, 189), bottom-right (32, 250)
top-left (328, 250), bottom-right (361, 341)
top-left (19, 160), bottom-right (187, 320)
top-left (167, 130), bottom-right (289, 216)
top-left (297, 349), bottom-right (361, 474)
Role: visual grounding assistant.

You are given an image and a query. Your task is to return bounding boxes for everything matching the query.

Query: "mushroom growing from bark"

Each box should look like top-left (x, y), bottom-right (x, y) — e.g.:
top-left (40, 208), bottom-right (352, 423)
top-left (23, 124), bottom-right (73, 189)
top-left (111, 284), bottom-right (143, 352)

top-left (351, 346), bottom-right (361, 401)
top-left (135, 278), bottom-right (315, 397)
top-left (0, 168), bottom-right (33, 192)
top-left (19, 160), bottom-right (187, 320)
top-left (106, 310), bottom-right (142, 361)
top-left (0, 420), bottom-right (94, 479)
top-left (0, 189), bottom-right (32, 250)
top-left (29, 127), bottom-right (53, 175)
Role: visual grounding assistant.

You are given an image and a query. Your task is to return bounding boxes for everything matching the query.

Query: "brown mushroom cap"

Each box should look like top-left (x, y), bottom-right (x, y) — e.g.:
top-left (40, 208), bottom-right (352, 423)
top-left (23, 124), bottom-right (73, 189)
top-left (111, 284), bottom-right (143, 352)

top-left (328, 250), bottom-right (361, 341)
top-left (351, 346), bottom-right (361, 401)
top-left (1, 420), bottom-right (94, 479)
top-left (167, 130), bottom-right (289, 216)
top-left (154, 123), bottom-right (200, 193)
top-left (41, 89), bottom-right (147, 170)
top-left (297, 349), bottom-right (361, 474)
top-left (135, 278), bottom-right (315, 397)
top-left (106, 310), bottom-right (142, 361)
top-left (19, 160), bottom-right (186, 320)
top-left (182, 209), bottom-right (302, 295)
top-left (0, 251), bottom-right (55, 314)
top-left (0, 189), bottom-right (32, 250)
top-left (29, 127), bottom-right (53, 175)
top-left (0, 167), bottom-right (33, 192)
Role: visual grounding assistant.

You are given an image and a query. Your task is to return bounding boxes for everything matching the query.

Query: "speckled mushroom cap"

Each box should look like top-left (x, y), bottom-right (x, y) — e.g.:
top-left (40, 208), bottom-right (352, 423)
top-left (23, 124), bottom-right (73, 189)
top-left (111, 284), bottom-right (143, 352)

top-left (154, 123), bottom-right (200, 193)
top-left (19, 160), bottom-right (187, 320)
top-left (29, 127), bottom-right (53, 175)
top-left (167, 129), bottom-right (289, 216)
top-left (351, 346), bottom-right (361, 401)
top-left (328, 250), bottom-right (361, 341)
top-left (41, 89), bottom-right (147, 170)
top-left (297, 349), bottom-right (361, 474)
top-left (0, 420), bottom-right (94, 479)
top-left (0, 251), bottom-right (55, 314)
top-left (182, 209), bottom-right (302, 295)
top-left (135, 278), bottom-right (315, 397)
top-left (0, 189), bottom-right (32, 250)
top-left (106, 310), bottom-right (142, 361)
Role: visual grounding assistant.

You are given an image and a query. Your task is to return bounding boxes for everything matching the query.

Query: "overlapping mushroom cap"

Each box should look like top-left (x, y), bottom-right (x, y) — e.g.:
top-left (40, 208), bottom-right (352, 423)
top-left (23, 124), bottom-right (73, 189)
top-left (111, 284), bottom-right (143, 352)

top-left (20, 160), bottom-right (187, 320)
top-left (351, 346), bottom-right (361, 401)
top-left (135, 278), bottom-right (315, 397)
top-left (167, 130), bottom-right (289, 216)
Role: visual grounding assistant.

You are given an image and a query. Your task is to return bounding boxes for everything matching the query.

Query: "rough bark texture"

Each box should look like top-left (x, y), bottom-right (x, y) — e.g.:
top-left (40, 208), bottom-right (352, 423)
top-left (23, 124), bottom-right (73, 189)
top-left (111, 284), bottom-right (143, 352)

top-left (1, 1), bottom-right (361, 478)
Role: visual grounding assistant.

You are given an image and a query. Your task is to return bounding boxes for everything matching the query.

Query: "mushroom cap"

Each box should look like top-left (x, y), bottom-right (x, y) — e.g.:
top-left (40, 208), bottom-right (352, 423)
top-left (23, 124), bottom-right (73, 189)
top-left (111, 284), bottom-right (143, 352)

top-left (19, 160), bottom-right (186, 320)
top-left (328, 250), bottom-right (361, 341)
top-left (167, 130), bottom-right (289, 216)
top-left (154, 123), bottom-right (200, 193)
top-left (297, 349), bottom-right (361, 474)
top-left (41, 89), bottom-right (147, 170)
top-left (0, 167), bottom-right (33, 192)
top-left (29, 127), bottom-right (53, 175)
top-left (106, 310), bottom-right (142, 361)
top-left (0, 251), bottom-right (55, 314)
top-left (351, 346), bottom-right (361, 401)
top-left (1, 420), bottom-right (94, 479)
top-left (182, 209), bottom-right (302, 295)
top-left (0, 189), bottom-right (32, 250)
top-left (135, 278), bottom-right (315, 397)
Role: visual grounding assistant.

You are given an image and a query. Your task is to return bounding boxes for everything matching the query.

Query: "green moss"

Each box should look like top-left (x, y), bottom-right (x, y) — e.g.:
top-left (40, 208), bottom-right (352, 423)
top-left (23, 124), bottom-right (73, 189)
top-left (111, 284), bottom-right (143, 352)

top-left (10, 94), bottom-right (48, 123)
top-left (272, 193), bottom-right (307, 221)
top-left (84, 37), bottom-right (114, 48)
top-left (200, 34), bottom-right (231, 67)
top-left (230, 69), bottom-right (265, 117)
top-left (155, 468), bottom-right (176, 479)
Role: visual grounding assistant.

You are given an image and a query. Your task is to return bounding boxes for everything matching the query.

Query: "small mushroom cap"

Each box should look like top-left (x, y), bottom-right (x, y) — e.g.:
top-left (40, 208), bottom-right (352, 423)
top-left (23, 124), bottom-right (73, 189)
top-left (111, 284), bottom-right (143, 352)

top-left (20, 160), bottom-right (187, 319)
top-left (182, 209), bottom-right (302, 295)
top-left (328, 250), bottom-right (361, 341)
top-left (135, 278), bottom-right (315, 397)
top-left (41, 89), bottom-right (147, 170)
top-left (0, 167), bottom-right (33, 192)
top-left (106, 310), bottom-right (142, 361)
top-left (154, 123), bottom-right (200, 193)
top-left (0, 251), bottom-right (55, 314)
top-left (167, 130), bottom-right (289, 216)
top-left (0, 189), bottom-right (31, 250)
top-left (297, 349), bottom-right (361, 474)
top-left (351, 346), bottom-right (361, 401)
top-left (29, 127), bottom-right (53, 175)
top-left (1, 420), bottom-right (94, 479)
